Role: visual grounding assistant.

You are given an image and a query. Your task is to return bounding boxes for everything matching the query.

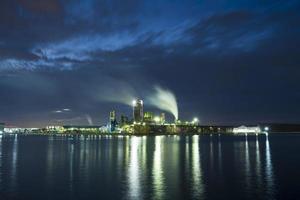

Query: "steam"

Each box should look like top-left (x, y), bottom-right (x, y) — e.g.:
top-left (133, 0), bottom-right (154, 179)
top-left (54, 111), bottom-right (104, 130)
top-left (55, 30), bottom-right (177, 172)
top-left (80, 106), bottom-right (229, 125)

top-left (85, 114), bottom-right (93, 125)
top-left (95, 79), bottom-right (136, 106)
top-left (147, 86), bottom-right (178, 120)
top-left (95, 79), bottom-right (179, 120)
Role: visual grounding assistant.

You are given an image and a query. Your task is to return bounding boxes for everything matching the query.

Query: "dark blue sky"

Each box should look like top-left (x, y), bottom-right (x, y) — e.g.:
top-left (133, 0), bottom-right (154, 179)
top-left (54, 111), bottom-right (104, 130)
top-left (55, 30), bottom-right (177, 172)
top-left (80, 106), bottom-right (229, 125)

top-left (0, 0), bottom-right (300, 127)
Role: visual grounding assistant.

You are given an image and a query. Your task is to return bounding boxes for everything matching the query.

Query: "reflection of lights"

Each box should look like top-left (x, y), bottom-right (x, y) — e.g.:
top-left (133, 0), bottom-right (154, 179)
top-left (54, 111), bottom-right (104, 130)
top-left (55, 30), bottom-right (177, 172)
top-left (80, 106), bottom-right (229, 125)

top-left (218, 138), bottom-right (222, 171)
top-left (192, 135), bottom-right (204, 198)
top-left (245, 137), bottom-right (250, 189)
top-left (255, 137), bottom-right (262, 188)
top-left (0, 134), bottom-right (2, 184)
top-left (153, 136), bottom-right (164, 199)
top-left (46, 136), bottom-right (54, 187)
top-left (11, 135), bottom-right (18, 188)
top-left (265, 136), bottom-right (274, 198)
top-left (69, 142), bottom-right (74, 192)
top-left (128, 137), bottom-right (142, 199)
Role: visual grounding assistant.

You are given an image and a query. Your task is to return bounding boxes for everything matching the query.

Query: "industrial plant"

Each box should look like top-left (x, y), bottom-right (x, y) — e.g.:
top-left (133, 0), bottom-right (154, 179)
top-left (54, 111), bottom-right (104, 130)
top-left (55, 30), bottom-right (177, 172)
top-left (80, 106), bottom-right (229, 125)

top-left (1, 98), bottom-right (270, 135)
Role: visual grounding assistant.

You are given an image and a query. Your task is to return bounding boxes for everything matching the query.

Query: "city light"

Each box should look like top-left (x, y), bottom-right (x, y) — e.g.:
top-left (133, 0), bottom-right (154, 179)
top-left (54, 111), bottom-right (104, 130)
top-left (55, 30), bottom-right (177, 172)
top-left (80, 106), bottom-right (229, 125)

top-left (193, 117), bottom-right (199, 123)
top-left (132, 100), bottom-right (137, 106)
top-left (154, 116), bottom-right (160, 123)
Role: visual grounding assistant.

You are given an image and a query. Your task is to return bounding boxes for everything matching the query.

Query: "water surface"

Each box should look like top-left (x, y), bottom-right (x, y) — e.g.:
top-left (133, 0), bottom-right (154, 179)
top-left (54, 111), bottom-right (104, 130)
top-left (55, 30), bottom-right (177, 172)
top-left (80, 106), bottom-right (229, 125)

top-left (0, 134), bottom-right (299, 200)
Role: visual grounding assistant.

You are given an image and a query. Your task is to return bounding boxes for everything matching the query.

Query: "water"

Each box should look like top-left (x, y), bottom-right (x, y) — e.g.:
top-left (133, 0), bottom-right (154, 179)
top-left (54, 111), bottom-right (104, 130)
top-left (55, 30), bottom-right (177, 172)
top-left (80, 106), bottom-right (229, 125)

top-left (0, 134), bottom-right (299, 200)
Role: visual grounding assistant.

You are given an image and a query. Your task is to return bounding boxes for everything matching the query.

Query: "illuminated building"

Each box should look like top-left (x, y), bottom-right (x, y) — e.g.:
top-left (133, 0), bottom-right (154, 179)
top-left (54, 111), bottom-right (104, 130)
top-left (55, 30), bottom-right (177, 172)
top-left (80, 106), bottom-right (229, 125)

top-left (233, 126), bottom-right (261, 134)
top-left (132, 99), bottom-right (143, 122)
top-left (62, 125), bottom-right (102, 133)
top-left (144, 112), bottom-right (154, 123)
top-left (110, 110), bottom-right (117, 132)
top-left (120, 115), bottom-right (129, 125)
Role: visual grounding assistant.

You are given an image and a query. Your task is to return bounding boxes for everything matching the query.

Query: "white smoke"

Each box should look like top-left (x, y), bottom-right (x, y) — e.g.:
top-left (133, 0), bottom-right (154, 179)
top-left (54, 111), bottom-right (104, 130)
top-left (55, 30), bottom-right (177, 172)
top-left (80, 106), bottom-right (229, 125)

top-left (147, 86), bottom-right (178, 120)
top-left (95, 80), bottom-right (179, 120)
top-left (95, 79), bottom-right (137, 106)
top-left (85, 114), bottom-right (93, 125)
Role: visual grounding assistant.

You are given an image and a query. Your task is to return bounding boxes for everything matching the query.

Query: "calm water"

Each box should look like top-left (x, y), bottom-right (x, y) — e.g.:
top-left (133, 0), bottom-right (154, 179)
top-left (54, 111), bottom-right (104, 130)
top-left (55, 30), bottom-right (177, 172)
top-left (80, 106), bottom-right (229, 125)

top-left (0, 134), bottom-right (299, 200)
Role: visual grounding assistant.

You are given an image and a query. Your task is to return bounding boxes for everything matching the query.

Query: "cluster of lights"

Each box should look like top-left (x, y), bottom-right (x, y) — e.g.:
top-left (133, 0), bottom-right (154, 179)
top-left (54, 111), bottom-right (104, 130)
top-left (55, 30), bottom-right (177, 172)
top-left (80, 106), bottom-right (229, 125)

top-left (193, 117), bottom-right (199, 123)
top-left (132, 100), bottom-right (136, 106)
top-left (132, 99), bottom-right (143, 106)
top-left (154, 116), bottom-right (160, 123)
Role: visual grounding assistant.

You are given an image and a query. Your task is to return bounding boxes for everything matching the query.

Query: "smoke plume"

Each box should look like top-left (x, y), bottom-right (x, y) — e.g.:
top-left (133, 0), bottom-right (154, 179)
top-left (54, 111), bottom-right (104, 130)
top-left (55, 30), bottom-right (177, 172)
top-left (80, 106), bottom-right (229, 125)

top-left (95, 79), bottom-right (137, 106)
top-left (147, 86), bottom-right (178, 120)
top-left (85, 114), bottom-right (93, 125)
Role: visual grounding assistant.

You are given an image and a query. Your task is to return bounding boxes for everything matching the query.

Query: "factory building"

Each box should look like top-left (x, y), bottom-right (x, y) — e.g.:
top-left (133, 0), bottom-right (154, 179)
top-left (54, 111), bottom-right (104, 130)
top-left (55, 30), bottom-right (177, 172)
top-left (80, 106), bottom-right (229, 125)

top-left (120, 115), bottom-right (129, 125)
top-left (144, 111), bottom-right (154, 123)
top-left (233, 126), bottom-right (261, 134)
top-left (133, 99), bottom-right (143, 122)
top-left (109, 110), bottom-right (117, 132)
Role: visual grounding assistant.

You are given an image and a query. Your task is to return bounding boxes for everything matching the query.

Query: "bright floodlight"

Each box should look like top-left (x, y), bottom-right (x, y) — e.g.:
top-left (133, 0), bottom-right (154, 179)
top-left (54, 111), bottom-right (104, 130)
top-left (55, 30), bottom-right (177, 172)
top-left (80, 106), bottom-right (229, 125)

top-left (154, 116), bottom-right (160, 123)
top-left (132, 100), bottom-right (136, 106)
top-left (264, 126), bottom-right (269, 131)
top-left (193, 117), bottom-right (199, 122)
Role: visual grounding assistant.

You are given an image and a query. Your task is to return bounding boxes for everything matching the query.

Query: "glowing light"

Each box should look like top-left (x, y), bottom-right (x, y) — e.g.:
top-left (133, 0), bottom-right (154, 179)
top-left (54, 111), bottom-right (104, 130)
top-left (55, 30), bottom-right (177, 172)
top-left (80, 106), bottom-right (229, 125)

top-left (154, 116), bottom-right (160, 123)
top-left (264, 127), bottom-right (269, 131)
top-left (132, 100), bottom-right (137, 106)
top-left (233, 126), bottom-right (261, 134)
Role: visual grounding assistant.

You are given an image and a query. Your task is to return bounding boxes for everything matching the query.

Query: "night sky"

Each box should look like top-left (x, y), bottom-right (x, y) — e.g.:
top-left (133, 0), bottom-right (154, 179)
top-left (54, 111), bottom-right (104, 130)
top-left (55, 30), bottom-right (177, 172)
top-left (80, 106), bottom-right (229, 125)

top-left (0, 0), bottom-right (300, 127)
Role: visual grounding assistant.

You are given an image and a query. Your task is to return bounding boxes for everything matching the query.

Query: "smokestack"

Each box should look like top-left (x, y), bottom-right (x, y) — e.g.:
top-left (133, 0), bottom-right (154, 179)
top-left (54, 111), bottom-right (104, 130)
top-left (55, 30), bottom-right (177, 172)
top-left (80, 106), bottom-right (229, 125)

top-left (132, 99), bottom-right (143, 122)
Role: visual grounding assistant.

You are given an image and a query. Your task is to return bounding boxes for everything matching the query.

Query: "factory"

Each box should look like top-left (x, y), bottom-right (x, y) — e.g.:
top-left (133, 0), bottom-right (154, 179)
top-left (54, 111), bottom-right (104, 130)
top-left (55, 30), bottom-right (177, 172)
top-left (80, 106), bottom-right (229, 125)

top-left (6, 98), bottom-right (267, 135)
top-left (106, 98), bottom-right (234, 135)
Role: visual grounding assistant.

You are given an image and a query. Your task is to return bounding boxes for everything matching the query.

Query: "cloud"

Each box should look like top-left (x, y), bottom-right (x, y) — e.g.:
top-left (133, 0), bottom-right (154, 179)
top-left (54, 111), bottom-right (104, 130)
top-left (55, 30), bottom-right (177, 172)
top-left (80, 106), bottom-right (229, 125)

top-left (185, 11), bottom-right (275, 54)
top-left (53, 110), bottom-right (62, 113)
top-left (52, 108), bottom-right (72, 114)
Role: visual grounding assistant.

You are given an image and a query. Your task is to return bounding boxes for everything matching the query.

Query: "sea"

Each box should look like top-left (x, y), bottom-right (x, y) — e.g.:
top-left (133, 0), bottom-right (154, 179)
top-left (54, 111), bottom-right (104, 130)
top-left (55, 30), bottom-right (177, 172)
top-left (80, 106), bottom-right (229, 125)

top-left (0, 134), bottom-right (299, 200)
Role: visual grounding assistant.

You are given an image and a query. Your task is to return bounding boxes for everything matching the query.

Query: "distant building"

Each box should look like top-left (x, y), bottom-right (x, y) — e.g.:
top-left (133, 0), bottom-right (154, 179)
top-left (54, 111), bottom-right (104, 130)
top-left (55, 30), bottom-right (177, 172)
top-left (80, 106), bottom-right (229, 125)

top-left (110, 110), bottom-right (116, 122)
top-left (133, 99), bottom-right (143, 122)
top-left (120, 115), bottom-right (129, 125)
top-left (62, 125), bottom-right (102, 133)
top-left (160, 113), bottom-right (166, 124)
top-left (0, 123), bottom-right (4, 133)
top-left (144, 111), bottom-right (154, 123)
top-left (109, 110), bottom-right (117, 132)
top-left (233, 126), bottom-right (261, 134)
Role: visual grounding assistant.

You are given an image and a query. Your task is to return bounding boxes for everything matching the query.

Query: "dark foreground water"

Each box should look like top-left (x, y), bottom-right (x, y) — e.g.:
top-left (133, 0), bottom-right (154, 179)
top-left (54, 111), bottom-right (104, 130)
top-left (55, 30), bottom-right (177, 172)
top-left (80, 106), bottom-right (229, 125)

top-left (0, 134), bottom-right (299, 200)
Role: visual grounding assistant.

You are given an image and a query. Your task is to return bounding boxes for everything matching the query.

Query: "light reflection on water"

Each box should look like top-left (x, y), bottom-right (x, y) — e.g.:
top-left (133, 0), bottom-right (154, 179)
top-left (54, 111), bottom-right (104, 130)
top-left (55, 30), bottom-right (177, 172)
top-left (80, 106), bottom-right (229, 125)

top-left (0, 134), bottom-right (285, 200)
top-left (0, 135), bottom-right (2, 188)
top-left (265, 136), bottom-right (275, 199)
top-left (153, 136), bottom-right (165, 200)
top-left (11, 135), bottom-right (18, 190)
top-left (127, 136), bottom-right (142, 200)
top-left (191, 135), bottom-right (204, 199)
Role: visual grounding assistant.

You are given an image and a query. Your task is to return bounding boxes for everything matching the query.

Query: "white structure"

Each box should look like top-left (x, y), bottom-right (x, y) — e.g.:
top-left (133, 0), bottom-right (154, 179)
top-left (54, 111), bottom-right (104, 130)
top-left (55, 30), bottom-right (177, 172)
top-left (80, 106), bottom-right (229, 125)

top-left (233, 126), bottom-right (261, 134)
